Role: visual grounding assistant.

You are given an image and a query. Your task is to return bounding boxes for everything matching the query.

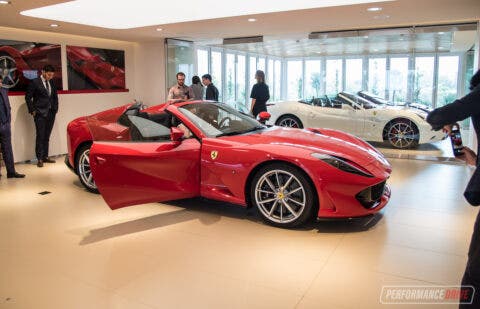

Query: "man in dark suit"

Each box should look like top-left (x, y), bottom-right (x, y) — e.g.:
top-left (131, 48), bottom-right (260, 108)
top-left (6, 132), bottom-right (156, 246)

top-left (0, 77), bottom-right (25, 178)
top-left (25, 65), bottom-right (58, 167)
top-left (202, 74), bottom-right (219, 101)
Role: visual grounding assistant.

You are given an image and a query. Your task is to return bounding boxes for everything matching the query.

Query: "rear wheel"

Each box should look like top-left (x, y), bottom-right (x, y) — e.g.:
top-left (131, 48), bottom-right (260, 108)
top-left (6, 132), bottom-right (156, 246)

top-left (384, 119), bottom-right (419, 149)
top-left (276, 115), bottom-right (303, 129)
top-left (250, 163), bottom-right (315, 228)
top-left (75, 144), bottom-right (98, 193)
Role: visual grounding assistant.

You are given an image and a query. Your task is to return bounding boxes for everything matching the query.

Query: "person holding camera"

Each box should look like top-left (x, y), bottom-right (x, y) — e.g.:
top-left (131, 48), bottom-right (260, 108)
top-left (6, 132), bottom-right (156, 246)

top-left (427, 69), bottom-right (480, 308)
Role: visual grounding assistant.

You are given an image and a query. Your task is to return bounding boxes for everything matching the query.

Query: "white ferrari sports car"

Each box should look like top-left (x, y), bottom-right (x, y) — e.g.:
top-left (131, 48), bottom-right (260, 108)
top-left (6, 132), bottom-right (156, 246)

top-left (267, 92), bottom-right (445, 149)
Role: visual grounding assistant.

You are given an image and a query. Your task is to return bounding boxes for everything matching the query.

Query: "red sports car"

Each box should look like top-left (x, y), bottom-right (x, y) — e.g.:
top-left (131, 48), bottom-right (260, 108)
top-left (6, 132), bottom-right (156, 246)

top-left (66, 100), bottom-right (391, 227)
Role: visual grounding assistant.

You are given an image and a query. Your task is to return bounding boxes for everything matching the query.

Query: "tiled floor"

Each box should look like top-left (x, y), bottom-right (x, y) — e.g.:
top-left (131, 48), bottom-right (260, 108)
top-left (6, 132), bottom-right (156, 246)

top-left (0, 157), bottom-right (477, 309)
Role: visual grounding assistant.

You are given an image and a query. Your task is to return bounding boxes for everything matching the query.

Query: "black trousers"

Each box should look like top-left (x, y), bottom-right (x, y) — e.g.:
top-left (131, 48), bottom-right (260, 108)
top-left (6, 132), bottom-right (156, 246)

top-left (34, 111), bottom-right (56, 161)
top-left (460, 210), bottom-right (480, 308)
top-left (0, 122), bottom-right (15, 174)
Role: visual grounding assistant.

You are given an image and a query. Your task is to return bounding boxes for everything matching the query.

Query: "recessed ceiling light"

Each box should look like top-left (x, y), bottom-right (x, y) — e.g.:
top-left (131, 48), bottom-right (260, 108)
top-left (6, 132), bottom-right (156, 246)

top-left (438, 46), bottom-right (445, 50)
top-left (438, 32), bottom-right (445, 35)
top-left (373, 14), bottom-right (390, 20)
top-left (248, 18), bottom-right (256, 22)
top-left (156, 28), bottom-right (163, 31)
top-left (363, 35), bottom-right (369, 39)
top-left (20, 0), bottom-right (396, 29)
top-left (367, 7), bottom-right (382, 11)
top-left (373, 48), bottom-right (379, 52)
top-left (50, 23), bottom-right (59, 27)
top-left (0, 0), bottom-right (11, 4)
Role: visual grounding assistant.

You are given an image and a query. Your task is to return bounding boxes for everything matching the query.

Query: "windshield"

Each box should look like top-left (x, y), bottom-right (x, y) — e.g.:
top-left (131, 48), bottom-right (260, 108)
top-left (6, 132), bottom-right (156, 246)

top-left (360, 91), bottom-right (389, 105)
top-left (179, 103), bottom-right (264, 137)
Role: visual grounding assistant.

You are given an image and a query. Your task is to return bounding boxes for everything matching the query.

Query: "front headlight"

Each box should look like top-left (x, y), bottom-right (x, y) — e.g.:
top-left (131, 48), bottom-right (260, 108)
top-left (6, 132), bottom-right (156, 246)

top-left (311, 153), bottom-right (374, 177)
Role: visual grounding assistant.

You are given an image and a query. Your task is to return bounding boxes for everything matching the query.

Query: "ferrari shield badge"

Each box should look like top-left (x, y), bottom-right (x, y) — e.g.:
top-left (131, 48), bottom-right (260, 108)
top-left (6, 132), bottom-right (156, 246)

top-left (211, 150), bottom-right (218, 160)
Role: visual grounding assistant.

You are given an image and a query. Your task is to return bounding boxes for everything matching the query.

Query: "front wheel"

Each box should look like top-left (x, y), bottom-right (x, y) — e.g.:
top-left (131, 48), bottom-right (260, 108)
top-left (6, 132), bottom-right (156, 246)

top-left (250, 163), bottom-right (315, 228)
top-left (75, 144), bottom-right (98, 193)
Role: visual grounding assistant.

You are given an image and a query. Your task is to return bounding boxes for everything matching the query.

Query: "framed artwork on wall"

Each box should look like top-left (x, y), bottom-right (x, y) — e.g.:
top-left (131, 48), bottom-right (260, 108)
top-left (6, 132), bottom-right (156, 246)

top-left (0, 40), bottom-right (62, 92)
top-left (67, 45), bottom-right (125, 90)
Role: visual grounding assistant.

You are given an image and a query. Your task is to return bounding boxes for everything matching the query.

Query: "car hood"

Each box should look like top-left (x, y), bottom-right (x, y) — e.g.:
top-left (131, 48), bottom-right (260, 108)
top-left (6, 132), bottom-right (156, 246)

top-left (376, 105), bottom-right (428, 118)
top-left (220, 126), bottom-right (387, 167)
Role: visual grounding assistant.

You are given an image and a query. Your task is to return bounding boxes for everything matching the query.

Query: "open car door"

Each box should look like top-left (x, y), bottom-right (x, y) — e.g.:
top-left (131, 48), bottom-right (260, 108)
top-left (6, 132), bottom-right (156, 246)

top-left (89, 111), bottom-right (201, 210)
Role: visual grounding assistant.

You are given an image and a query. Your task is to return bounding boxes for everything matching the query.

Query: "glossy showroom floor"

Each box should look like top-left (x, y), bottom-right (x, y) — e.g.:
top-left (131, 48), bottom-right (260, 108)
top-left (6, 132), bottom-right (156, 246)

top-left (0, 157), bottom-right (478, 309)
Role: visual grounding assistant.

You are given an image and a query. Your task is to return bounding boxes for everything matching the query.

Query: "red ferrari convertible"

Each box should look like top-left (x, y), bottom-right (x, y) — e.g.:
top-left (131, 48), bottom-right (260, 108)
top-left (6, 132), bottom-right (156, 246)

top-left (66, 100), bottom-right (391, 227)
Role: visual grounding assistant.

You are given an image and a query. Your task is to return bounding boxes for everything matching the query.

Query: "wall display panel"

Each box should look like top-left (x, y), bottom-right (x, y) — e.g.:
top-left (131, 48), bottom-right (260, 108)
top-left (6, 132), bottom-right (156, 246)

top-left (0, 40), bottom-right (62, 91)
top-left (67, 45), bottom-right (125, 90)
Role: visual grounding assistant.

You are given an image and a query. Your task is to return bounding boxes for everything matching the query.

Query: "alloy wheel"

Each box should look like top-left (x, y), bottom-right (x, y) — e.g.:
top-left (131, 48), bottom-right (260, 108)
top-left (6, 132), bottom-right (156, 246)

top-left (255, 169), bottom-right (306, 224)
top-left (78, 148), bottom-right (97, 190)
top-left (387, 121), bottom-right (418, 149)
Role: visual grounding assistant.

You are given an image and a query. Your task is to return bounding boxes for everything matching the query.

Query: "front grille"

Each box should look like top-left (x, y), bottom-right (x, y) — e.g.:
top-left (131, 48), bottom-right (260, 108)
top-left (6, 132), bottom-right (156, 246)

top-left (356, 181), bottom-right (386, 209)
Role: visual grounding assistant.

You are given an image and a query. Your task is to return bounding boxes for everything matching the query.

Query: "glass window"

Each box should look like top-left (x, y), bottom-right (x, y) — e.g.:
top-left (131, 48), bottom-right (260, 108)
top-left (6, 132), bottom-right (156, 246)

top-left (274, 60), bottom-right (281, 101)
top-left (196, 49), bottom-right (209, 79)
top-left (225, 53), bottom-right (236, 104)
top-left (345, 58), bottom-right (363, 93)
top-left (326, 59), bottom-right (343, 96)
top-left (211, 51), bottom-right (222, 101)
top-left (166, 40), bottom-right (195, 96)
top-left (267, 59), bottom-right (274, 85)
top-left (249, 56), bottom-right (257, 94)
top-left (127, 115), bottom-right (171, 142)
top-left (413, 56), bottom-right (434, 106)
top-left (258, 57), bottom-right (266, 72)
top-left (437, 55), bottom-right (459, 107)
top-left (236, 55), bottom-right (246, 106)
top-left (287, 60), bottom-right (303, 100)
top-left (304, 60), bottom-right (322, 99)
top-left (368, 58), bottom-right (387, 98)
top-left (389, 57), bottom-right (409, 103)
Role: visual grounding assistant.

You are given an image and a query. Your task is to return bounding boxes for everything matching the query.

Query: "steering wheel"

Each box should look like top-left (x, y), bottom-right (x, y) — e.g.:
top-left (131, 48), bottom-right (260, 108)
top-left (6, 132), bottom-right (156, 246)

top-left (219, 116), bottom-right (232, 129)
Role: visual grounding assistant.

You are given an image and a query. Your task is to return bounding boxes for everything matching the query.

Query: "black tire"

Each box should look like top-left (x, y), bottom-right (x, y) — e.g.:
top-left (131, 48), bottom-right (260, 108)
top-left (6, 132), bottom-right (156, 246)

top-left (276, 115), bottom-right (304, 129)
top-left (75, 143), bottom-right (99, 193)
top-left (250, 163), bottom-right (315, 228)
top-left (384, 119), bottom-right (419, 149)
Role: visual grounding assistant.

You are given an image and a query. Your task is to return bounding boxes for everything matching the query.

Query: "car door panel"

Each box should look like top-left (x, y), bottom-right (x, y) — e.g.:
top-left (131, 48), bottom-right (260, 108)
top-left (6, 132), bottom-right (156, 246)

top-left (90, 138), bottom-right (201, 209)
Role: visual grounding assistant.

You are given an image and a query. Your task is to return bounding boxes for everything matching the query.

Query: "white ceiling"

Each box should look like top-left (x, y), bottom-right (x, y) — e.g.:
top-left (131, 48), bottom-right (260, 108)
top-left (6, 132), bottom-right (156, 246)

top-left (0, 0), bottom-right (478, 43)
top-left (20, 0), bottom-right (392, 29)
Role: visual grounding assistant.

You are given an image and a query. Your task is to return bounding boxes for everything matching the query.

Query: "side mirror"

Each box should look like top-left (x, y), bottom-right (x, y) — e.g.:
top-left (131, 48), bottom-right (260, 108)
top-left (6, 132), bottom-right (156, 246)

top-left (170, 127), bottom-right (184, 142)
top-left (258, 111), bottom-right (271, 122)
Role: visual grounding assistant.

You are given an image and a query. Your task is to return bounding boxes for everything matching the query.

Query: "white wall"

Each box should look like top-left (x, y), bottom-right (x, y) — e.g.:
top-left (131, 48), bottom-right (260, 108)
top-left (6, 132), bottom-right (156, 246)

top-left (0, 26), bottom-right (166, 162)
top-left (133, 41), bottom-right (166, 106)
